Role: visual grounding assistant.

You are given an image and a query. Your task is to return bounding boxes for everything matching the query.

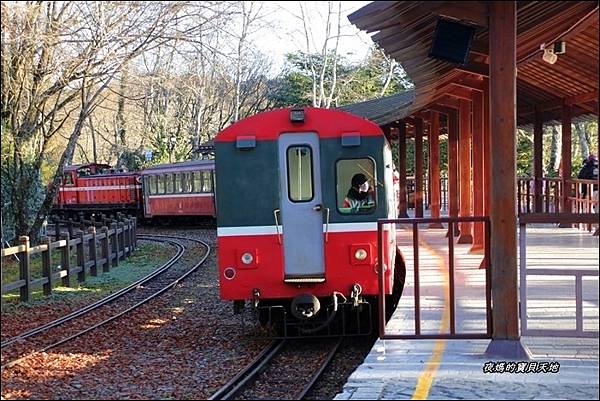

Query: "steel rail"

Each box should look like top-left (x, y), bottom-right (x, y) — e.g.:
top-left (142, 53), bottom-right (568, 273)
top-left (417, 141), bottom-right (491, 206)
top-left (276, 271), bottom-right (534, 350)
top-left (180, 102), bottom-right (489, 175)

top-left (1, 234), bottom-right (210, 370)
top-left (208, 340), bottom-right (287, 400)
top-left (1, 235), bottom-right (183, 349)
top-left (296, 337), bottom-right (343, 399)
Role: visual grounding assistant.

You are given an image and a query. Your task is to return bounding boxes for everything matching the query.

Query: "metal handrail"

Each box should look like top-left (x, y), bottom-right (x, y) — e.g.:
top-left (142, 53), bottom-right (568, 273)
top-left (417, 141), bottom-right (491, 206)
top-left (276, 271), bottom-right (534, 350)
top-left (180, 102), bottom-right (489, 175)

top-left (273, 209), bottom-right (282, 244)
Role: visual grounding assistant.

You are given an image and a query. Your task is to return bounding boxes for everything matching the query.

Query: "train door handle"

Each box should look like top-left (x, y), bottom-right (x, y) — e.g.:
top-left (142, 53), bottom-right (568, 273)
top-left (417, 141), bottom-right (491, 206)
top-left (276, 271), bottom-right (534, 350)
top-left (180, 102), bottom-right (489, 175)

top-left (273, 209), bottom-right (282, 245)
top-left (313, 204), bottom-right (323, 211)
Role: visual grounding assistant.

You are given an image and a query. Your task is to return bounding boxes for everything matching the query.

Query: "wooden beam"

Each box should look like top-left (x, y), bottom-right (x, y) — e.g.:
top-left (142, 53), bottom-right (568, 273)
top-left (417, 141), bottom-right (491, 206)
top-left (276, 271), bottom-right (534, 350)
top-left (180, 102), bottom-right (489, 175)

top-left (448, 109), bottom-right (460, 228)
top-left (456, 61), bottom-right (489, 77)
top-left (458, 98), bottom-right (473, 244)
top-left (449, 75), bottom-right (486, 91)
top-left (489, 1), bottom-right (519, 341)
top-left (443, 85), bottom-right (474, 101)
top-left (533, 107), bottom-right (544, 213)
top-left (415, 117), bottom-right (424, 218)
top-left (436, 2), bottom-right (488, 27)
top-left (560, 102), bottom-right (572, 215)
top-left (428, 111), bottom-right (443, 228)
top-left (519, 90), bottom-right (599, 116)
top-left (470, 91), bottom-right (485, 252)
top-left (398, 121), bottom-right (408, 218)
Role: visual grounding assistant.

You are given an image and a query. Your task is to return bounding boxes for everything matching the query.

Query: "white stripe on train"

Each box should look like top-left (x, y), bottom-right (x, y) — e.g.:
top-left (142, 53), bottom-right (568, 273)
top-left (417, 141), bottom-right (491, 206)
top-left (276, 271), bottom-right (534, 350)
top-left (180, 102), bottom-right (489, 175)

top-left (59, 185), bottom-right (141, 191)
top-left (217, 222), bottom-right (384, 236)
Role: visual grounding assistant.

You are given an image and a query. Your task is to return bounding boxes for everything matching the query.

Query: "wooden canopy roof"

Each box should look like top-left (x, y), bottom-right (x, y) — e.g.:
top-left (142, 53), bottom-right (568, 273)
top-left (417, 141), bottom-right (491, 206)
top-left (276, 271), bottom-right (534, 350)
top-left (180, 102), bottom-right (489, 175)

top-left (348, 1), bottom-right (599, 126)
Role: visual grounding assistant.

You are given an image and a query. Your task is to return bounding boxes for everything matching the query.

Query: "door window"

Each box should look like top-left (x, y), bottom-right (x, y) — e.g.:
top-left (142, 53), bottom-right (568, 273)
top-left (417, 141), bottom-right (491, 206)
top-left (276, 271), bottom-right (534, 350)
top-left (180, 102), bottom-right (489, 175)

top-left (287, 145), bottom-right (313, 202)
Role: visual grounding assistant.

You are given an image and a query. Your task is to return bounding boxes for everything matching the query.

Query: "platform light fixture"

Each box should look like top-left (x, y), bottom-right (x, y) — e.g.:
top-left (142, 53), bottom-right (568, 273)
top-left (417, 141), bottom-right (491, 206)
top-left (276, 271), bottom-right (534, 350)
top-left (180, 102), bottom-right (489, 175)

top-left (542, 47), bottom-right (558, 65)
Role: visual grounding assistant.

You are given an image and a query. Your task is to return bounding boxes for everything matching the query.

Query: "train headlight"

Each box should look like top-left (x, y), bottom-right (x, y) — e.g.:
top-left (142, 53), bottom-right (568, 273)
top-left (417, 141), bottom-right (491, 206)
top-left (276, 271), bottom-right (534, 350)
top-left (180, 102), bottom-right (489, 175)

top-left (241, 252), bottom-right (254, 265)
top-left (354, 248), bottom-right (368, 261)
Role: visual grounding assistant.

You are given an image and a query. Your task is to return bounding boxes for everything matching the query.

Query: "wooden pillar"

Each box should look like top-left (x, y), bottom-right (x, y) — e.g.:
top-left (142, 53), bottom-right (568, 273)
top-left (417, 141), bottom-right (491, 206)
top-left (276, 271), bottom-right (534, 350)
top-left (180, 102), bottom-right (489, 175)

top-left (429, 111), bottom-right (443, 228)
top-left (458, 98), bottom-right (473, 243)
top-left (533, 107), bottom-right (544, 213)
top-left (471, 91), bottom-right (485, 252)
top-left (488, 1), bottom-right (521, 344)
top-left (483, 83), bottom-right (491, 218)
top-left (398, 121), bottom-right (409, 218)
top-left (415, 117), bottom-right (424, 217)
top-left (448, 109), bottom-right (460, 235)
top-left (561, 102), bottom-right (572, 214)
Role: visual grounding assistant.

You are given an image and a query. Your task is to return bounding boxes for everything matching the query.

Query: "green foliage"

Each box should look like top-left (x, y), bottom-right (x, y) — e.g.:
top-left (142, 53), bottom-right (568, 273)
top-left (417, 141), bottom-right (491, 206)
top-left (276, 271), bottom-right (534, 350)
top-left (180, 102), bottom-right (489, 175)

top-left (270, 46), bottom-right (411, 108)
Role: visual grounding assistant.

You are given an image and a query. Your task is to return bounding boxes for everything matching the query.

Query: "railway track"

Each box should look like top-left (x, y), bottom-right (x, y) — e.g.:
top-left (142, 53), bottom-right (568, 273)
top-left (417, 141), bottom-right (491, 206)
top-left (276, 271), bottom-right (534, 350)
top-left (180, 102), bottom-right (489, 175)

top-left (209, 337), bottom-right (343, 400)
top-left (1, 234), bottom-right (210, 370)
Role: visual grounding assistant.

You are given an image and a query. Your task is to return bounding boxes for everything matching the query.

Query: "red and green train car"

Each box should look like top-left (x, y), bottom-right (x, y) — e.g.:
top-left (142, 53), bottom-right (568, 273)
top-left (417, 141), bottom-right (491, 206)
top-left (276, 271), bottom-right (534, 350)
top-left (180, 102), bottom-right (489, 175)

top-left (215, 107), bottom-right (406, 336)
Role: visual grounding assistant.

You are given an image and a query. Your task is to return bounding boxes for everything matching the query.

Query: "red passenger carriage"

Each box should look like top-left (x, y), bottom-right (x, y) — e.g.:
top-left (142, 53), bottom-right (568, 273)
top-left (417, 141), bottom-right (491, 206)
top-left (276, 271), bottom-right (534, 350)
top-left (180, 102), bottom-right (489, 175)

top-left (140, 160), bottom-right (216, 224)
top-left (215, 107), bottom-right (406, 336)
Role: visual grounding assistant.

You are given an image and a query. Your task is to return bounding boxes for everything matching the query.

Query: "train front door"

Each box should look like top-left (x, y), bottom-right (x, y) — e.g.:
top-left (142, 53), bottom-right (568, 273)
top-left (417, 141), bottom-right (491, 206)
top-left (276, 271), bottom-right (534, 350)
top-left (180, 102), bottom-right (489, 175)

top-left (278, 133), bottom-right (325, 282)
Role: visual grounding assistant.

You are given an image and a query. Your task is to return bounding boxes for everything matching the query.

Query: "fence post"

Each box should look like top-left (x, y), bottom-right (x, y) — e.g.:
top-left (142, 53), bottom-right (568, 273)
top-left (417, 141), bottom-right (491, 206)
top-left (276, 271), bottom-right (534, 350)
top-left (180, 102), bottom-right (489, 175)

top-left (122, 218), bottom-right (130, 257)
top-left (54, 216), bottom-right (61, 241)
top-left (41, 236), bottom-right (53, 296)
top-left (68, 218), bottom-right (74, 237)
top-left (101, 226), bottom-right (111, 273)
top-left (60, 232), bottom-right (71, 286)
top-left (111, 222), bottom-right (119, 267)
top-left (18, 236), bottom-right (31, 303)
top-left (132, 217), bottom-right (137, 248)
top-left (88, 227), bottom-right (98, 276)
top-left (118, 221), bottom-right (125, 261)
top-left (77, 230), bottom-right (86, 283)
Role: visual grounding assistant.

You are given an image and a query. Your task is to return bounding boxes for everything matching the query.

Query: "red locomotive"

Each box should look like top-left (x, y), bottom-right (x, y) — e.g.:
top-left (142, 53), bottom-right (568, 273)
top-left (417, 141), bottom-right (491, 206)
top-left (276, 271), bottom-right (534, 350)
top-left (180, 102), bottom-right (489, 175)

top-left (215, 107), bottom-right (405, 336)
top-left (53, 163), bottom-right (141, 217)
top-left (52, 160), bottom-right (216, 224)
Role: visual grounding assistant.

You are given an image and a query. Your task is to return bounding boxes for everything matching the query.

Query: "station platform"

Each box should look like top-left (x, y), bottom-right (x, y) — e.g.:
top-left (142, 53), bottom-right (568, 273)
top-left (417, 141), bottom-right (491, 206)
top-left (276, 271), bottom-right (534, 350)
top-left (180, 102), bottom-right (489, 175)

top-left (335, 225), bottom-right (599, 400)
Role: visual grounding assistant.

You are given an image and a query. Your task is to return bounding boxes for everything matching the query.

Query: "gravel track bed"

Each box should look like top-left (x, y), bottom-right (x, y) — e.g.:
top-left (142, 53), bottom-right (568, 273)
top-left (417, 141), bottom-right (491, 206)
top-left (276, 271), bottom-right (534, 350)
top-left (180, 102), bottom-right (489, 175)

top-left (236, 339), bottom-right (340, 400)
top-left (0, 238), bottom-right (197, 366)
top-left (0, 240), bottom-right (176, 342)
top-left (1, 227), bottom-right (269, 400)
top-left (304, 336), bottom-right (376, 400)
top-left (2, 227), bottom-right (375, 400)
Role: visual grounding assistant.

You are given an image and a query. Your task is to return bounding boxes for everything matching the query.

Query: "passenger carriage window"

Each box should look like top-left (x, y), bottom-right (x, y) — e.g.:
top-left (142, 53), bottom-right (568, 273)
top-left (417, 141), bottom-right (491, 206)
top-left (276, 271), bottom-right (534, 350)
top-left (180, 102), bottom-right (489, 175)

top-left (287, 145), bottom-right (313, 202)
top-left (202, 171), bottom-right (212, 192)
top-left (157, 174), bottom-right (165, 194)
top-left (336, 158), bottom-right (376, 214)
top-left (193, 171), bottom-right (203, 193)
top-left (166, 173), bottom-right (174, 194)
top-left (183, 172), bottom-right (192, 193)
top-left (174, 173), bottom-right (182, 193)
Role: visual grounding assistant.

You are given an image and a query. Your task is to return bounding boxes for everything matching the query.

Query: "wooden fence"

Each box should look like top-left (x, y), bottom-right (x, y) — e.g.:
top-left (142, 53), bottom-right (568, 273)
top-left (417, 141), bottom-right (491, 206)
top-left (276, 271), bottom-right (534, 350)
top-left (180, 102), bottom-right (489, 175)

top-left (1, 216), bottom-right (137, 303)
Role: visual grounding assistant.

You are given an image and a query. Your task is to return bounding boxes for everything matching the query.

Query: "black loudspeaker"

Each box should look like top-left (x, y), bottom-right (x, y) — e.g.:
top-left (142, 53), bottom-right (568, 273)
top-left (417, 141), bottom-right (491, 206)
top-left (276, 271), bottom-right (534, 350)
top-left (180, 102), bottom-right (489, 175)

top-left (429, 18), bottom-right (476, 65)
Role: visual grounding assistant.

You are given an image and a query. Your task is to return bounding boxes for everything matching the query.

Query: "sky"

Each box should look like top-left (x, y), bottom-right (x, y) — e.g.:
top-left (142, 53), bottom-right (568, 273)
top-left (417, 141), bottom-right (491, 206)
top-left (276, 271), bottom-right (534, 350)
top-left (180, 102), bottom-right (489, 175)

top-left (251, 1), bottom-right (374, 73)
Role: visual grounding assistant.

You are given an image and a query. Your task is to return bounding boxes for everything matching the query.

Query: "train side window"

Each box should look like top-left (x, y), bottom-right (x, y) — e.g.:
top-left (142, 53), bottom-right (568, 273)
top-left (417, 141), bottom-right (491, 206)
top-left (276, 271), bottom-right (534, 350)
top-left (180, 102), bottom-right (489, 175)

top-left (193, 171), bottom-right (203, 193)
top-left (146, 176), bottom-right (155, 195)
top-left (286, 145), bottom-right (313, 202)
top-left (165, 173), bottom-right (174, 194)
top-left (202, 171), bottom-right (212, 192)
top-left (174, 173), bottom-right (182, 193)
top-left (157, 175), bottom-right (165, 194)
top-left (182, 172), bottom-right (191, 193)
top-left (336, 158), bottom-right (376, 214)
top-left (63, 173), bottom-right (74, 185)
